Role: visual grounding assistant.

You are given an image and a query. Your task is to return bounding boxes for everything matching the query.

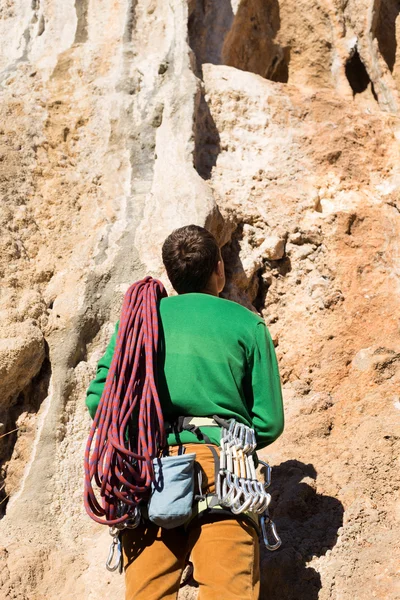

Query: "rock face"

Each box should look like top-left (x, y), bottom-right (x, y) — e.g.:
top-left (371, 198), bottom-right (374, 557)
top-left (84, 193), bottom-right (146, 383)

top-left (0, 1), bottom-right (399, 599)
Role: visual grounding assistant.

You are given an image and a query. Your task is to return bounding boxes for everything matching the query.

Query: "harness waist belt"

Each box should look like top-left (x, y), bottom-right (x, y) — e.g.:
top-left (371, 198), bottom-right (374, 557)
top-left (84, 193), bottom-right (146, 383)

top-left (187, 494), bottom-right (260, 533)
top-left (165, 415), bottom-right (231, 432)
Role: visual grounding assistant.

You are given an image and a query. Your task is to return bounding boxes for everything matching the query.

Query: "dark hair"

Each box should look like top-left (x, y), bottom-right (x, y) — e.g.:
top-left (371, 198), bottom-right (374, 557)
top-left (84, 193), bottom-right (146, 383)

top-left (162, 225), bottom-right (220, 294)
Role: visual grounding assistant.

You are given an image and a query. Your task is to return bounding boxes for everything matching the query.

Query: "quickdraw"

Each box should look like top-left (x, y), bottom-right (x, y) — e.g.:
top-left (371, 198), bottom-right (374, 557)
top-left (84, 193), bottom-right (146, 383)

top-left (217, 420), bottom-right (281, 551)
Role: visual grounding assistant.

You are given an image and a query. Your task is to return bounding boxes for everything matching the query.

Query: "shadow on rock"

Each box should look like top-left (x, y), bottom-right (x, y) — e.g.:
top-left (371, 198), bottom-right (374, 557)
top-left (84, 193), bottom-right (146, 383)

top-left (260, 460), bottom-right (344, 600)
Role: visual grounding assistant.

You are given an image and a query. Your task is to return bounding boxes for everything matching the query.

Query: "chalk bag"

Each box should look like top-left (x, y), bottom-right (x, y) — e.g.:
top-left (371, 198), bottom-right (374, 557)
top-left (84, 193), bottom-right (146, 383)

top-left (147, 453), bottom-right (196, 529)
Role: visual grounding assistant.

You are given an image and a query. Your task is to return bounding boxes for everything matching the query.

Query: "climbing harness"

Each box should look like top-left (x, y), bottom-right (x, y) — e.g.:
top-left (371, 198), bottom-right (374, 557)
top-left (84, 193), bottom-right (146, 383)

top-left (103, 418), bottom-right (281, 572)
top-left (169, 416), bottom-right (282, 551)
top-left (83, 277), bottom-right (168, 567)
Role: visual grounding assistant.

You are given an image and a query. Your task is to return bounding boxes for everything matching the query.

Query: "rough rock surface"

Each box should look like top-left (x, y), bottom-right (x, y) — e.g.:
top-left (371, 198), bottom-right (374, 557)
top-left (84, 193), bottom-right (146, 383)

top-left (0, 1), bottom-right (399, 599)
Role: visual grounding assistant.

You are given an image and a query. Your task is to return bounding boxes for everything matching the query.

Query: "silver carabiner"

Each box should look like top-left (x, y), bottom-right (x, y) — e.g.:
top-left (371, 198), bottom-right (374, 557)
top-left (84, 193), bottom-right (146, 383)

top-left (258, 459), bottom-right (271, 489)
top-left (243, 429), bottom-right (253, 454)
top-left (228, 474), bottom-right (243, 506)
top-left (251, 429), bottom-right (257, 452)
top-left (237, 424), bottom-right (246, 449)
top-left (228, 420), bottom-right (236, 436)
top-left (233, 422), bottom-right (241, 443)
top-left (256, 490), bottom-right (271, 515)
top-left (220, 471), bottom-right (235, 505)
top-left (220, 447), bottom-right (227, 471)
top-left (106, 530), bottom-right (122, 572)
top-left (248, 481), bottom-right (265, 513)
top-left (217, 469), bottom-right (226, 499)
top-left (230, 479), bottom-right (253, 514)
top-left (246, 480), bottom-right (263, 512)
top-left (260, 515), bottom-right (282, 551)
top-left (128, 506), bottom-right (142, 529)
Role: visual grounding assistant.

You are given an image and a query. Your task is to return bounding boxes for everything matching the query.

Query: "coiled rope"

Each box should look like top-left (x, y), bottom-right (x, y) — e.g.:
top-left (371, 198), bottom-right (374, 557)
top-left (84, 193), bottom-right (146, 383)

top-left (84, 277), bottom-right (168, 526)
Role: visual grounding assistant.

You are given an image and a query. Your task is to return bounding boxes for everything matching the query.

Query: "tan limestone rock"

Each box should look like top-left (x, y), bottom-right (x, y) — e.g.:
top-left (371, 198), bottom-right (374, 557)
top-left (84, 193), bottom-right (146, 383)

top-left (0, 323), bottom-right (45, 408)
top-left (0, 0), bottom-right (400, 599)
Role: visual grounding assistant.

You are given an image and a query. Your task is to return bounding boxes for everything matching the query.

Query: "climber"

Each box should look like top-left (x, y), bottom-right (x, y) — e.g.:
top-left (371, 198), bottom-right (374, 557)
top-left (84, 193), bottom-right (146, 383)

top-left (85, 224), bottom-right (284, 600)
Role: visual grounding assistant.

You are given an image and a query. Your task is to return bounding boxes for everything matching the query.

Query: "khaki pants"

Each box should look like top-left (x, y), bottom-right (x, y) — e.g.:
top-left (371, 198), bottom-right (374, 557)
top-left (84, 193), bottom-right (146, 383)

top-left (122, 444), bottom-right (260, 600)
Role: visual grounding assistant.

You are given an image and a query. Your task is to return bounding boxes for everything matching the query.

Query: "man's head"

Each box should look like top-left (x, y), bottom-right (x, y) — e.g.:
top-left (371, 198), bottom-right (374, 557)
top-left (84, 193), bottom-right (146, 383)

top-left (162, 225), bottom-right (225, 295)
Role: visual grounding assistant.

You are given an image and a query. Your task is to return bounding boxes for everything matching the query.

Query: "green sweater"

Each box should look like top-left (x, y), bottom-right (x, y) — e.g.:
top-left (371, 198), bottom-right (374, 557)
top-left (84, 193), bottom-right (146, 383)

top-left (86, 293), bottom-right (284, 449)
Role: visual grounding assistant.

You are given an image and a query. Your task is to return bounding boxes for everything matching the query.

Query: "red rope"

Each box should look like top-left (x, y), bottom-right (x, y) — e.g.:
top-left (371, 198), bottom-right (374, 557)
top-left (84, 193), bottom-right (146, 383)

top-left (84, 277), bottom-right (168, 525)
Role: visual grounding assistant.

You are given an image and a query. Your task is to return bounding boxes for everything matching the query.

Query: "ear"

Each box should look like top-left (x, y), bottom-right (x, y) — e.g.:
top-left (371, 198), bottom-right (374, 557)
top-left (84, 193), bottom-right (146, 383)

top-left (216, 259), bottom-right (224, 277)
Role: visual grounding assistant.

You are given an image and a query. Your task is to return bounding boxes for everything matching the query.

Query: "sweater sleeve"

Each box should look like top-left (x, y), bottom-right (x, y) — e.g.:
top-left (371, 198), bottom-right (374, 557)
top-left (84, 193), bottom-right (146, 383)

top-left (85, 322), bottom-right (118, 419)
top-left (248, 322), bottom-right (284, 450)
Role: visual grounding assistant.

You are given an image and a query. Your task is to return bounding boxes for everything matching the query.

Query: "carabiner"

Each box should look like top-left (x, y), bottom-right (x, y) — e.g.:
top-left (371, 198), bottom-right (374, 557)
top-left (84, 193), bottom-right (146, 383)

top-left (220, 471), bottom-right (235, 505)
top-left (230, 480), bottom-right (253, 514)
top-left (120, 506), bottom-right (141, 529)
top-left (228, 474), bottom-right (243, 506)
top-left (106, 531), bottom-right (122, 572)
top-left (237, 424), bottom-right (246, 449)
top-left (220, 448), bottom-right (227, 471)
top-left (250, 429), bottom-right (257, 452)
top-left (247, 481), bottom-right (266, 513)
top-left (243, 429), bottom-right (253, 454)
top-left (257, 459), bottom-right (271, 489)
top-left (255, 480), bottom-right (271, 512)
top-left (237, 449), bottom-right (247, 479)
top-left (246, 454), bottom-right (257, 480)
top-left (260, 515), bottom-right (281, 551)
top-left (257, 491), bottom-right (272, 515)
top-left (217, 470), bottom-right (230, 500)
top-left (233, 422), bottom-right (241, 443)
top-left (245, 480), bottom-right (262, 512)
top-left (226, 446), bottom-right (234, 473)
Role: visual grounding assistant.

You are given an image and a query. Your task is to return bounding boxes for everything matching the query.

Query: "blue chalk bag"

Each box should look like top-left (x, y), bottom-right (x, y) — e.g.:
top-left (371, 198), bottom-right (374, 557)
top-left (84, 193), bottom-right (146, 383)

top-left (147, 453), bottom-right (196, 529)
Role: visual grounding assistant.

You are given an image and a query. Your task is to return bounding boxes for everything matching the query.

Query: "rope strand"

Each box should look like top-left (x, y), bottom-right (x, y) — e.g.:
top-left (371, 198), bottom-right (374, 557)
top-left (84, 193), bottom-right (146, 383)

top-left (84, 277), bottom-right (167, 525)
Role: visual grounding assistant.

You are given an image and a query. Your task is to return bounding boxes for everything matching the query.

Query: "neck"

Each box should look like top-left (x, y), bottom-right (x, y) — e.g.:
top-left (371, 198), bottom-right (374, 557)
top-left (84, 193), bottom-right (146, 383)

top-left (200, 282), bottom-right (219, 297)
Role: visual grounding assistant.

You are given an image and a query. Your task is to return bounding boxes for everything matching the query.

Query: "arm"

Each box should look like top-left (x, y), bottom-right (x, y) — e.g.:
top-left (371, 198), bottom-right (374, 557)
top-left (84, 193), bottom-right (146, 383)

top-left (85, 322), bottom-right (118, 419)
top-left (247, 322), bottom-right (284, 450)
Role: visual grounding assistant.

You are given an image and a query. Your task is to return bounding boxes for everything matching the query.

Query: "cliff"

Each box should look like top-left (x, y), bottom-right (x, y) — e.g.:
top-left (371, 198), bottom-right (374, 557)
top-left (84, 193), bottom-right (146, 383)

top-left (0, 1), bottom-right (399, 598)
